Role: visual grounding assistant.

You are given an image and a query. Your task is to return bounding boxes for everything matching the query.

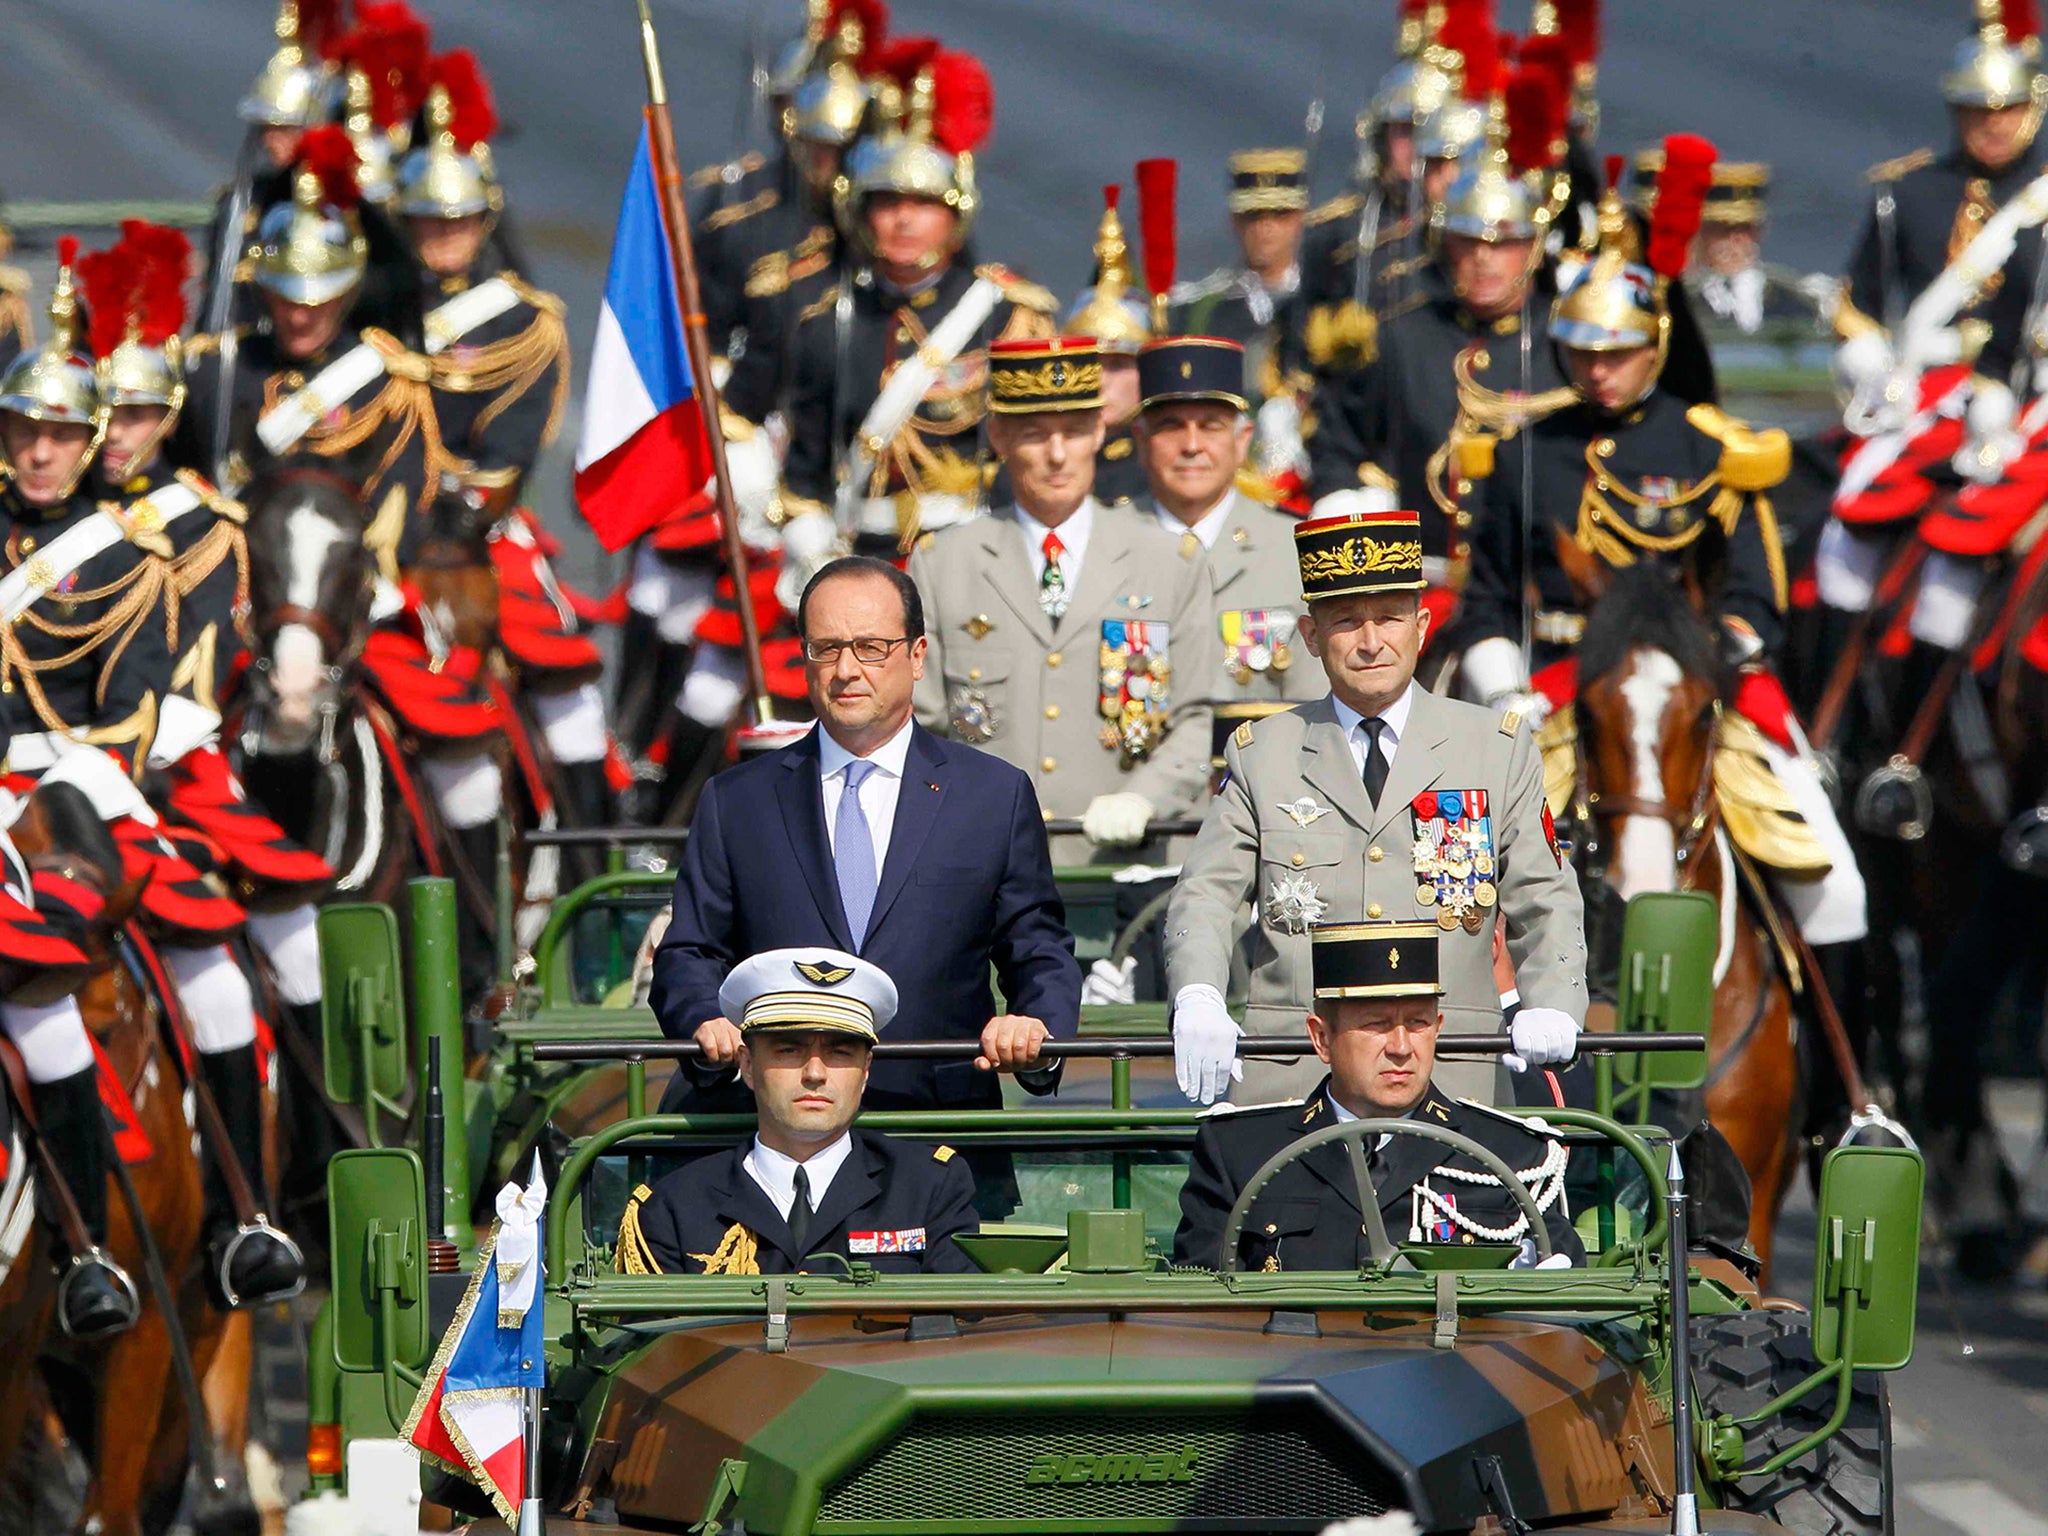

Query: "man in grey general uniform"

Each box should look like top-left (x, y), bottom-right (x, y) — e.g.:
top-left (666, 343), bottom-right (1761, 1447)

top-left (1165, 507), bottom-right (1586, 1106)
top-left (1127, 335), bottom-right (1327, 767)
top-left (909, 336), bottom-right (1220, 868)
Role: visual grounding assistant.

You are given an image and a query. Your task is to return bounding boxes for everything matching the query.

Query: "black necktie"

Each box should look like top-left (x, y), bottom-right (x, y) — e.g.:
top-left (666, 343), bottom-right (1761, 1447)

top-left (788, 1164), bottom-right (814, 1255)
top-left (1361, 717), bottom-right (1390, 806)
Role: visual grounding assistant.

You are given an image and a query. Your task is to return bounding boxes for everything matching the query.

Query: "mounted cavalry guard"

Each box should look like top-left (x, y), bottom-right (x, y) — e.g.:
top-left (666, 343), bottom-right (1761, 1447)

top-left (1165, 506), bottom-right (1585, 1108)
top-left (1455, 136), bottom-right (1869, 952)
top-left (909, 336), bottom-right (1221, 871)
top-left (1838, 0), bottom-right (2047, 367)
top-left (175, 131), bottom-right (515, 939)
top-left (1062, 187), bottom-right (1155, 507)
top-left (0, 242), bottom-right (306, 1320)
top-left (1307, 43), bottom-right (1573, 630)
top-left (392, 52), bottom-right (617, 845)
top-left (80, 221), bottom-right (336, 1061)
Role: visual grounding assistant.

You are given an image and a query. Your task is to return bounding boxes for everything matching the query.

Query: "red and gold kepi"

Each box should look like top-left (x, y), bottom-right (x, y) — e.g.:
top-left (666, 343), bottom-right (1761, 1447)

top-left (987, 335), bottom-right (1104, 415)
top-left (1294, 508), bottom-right (1427, 601)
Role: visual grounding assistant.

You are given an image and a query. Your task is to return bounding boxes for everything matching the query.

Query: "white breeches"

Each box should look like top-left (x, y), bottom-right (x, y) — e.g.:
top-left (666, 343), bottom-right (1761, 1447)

top-left (163, 944), bottom-right (259, 1055)
top-left (419, 752), bottom-right (503, 830)
top-left (1758, 726), bottom-right (1870, 945)
top-left (1814, 521), bottom-right (1887, 613)
top-left (627, 543), bottom-right (717, 644)
top-left (246, 904), bottom-right (323, 1006)
top-left (679, 643), bottom-right (746, 728)
top-left (532, 683), bottom-right (609, 765)
top-left (0, 996), bottom-right (94, 1084)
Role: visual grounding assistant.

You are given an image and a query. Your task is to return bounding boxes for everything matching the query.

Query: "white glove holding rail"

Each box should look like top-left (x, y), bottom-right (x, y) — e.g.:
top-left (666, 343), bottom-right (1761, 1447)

top-left (1080, 956), bottom-right (1138, 1007)
top-left (1082, 791), bottom-right (1154, 848)
top-left (1504, 1006), bottom-right (1581, 1074)
top-left (1172, 983), bottom-right (1243, 1105)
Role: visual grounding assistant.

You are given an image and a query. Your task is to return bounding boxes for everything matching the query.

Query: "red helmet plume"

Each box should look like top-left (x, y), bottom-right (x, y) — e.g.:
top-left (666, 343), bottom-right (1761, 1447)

top-left (332, 2), bottom-right (433, 129)
top-left (827, 0), bottom-right (888, 45)
top-left (1552, 0), bottom-right (1600, 68)
top-left (298, 124), bottom-right (363, 209)
top-left (299, 0), bottom-right (345, 59)
top-left (929, 49), bottom-right (993, 157)
top-left (1504, 54), bottom-right (1568, 172)
top-left (871, 34), bottom-right (938, 93)
top-left (78, 221), bottom-right (191, 357)
top-left (428, 48), bottom-right (497, 150)
top-left (1647, 132), bottom-right (1716, 279)
top-left (1135, 158), bottom-right (1177, 300)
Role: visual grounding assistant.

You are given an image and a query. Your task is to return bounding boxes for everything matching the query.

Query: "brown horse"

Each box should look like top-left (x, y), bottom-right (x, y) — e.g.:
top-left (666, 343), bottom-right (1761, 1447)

top-left (1565, 569), bottom-right (1804, 1278)
top-left (0, 784), bottom-right (261, 1534)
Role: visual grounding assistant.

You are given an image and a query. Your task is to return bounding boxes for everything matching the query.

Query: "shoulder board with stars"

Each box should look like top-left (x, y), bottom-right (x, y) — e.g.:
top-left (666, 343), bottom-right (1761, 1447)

top-left (975, 263), bottom-right (1058, 314)
top-left (1499, 710), bottom-right (1521, 737)
top-left (1865, 147), bottom-right (1934, 184)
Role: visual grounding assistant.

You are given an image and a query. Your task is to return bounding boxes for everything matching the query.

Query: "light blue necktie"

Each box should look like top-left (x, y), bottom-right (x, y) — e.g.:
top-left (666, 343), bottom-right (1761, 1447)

top-left (835, 758), bottom-right (879, 949)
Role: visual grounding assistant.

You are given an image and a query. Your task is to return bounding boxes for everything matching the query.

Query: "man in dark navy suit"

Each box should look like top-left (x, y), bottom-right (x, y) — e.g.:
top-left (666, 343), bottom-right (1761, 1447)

top-left (620, 948), bottom-right (981, 1275)
top-left (651, 556), bottom-right (1082, 1119)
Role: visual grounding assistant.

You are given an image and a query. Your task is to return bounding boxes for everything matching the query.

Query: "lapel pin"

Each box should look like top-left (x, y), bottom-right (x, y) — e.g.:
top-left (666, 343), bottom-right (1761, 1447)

top-left (963, 614), bottom-right (994, 639)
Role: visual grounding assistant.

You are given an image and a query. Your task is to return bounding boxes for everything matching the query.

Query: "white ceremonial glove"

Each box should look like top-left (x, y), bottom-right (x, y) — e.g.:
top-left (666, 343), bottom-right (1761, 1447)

top-left (773, 509), bottom-right (845, 613)
top-left (1082, 791), bottom-right (1154, 848)
top-left (1460, 635), bottom-right (1549, 725)
top-left (1504, 1006), bottom-right (1581, 1074)
top-left (1080, 956), bottom-right (1139, 1007)
top-left (725, 431), bottom-right (783, 551)
top-left (1254, 393), bottom-right (1310, 479)
top-left (1173, 983), bottom-right (1243, 1105)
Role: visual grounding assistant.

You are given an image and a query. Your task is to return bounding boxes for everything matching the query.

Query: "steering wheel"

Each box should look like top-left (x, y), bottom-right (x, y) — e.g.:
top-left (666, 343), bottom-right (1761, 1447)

top-left (1218, 1118), bottom-right (1555, 1272)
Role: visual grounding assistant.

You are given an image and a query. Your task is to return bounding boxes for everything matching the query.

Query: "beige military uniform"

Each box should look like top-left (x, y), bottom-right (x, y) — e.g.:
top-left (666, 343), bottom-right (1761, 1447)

top-left (1131, 489), bottom-right (1327, 727)
top-left (1166, 687), bottom-right (1587, 1104)
top-left (909, 501), bottom-right (1221, 864)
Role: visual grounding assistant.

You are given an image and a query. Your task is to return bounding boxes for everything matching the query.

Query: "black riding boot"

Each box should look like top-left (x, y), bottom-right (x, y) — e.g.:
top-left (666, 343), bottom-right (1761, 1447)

top-left (197, 1043), bottom-right (305, 1308)
top-left (450, 821), bottom-right (504, 998)
top-left (32, 1065), bottom-right (140, 1338)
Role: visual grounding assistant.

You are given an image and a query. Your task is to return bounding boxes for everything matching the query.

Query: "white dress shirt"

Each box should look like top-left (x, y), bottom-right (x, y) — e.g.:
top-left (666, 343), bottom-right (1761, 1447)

top-left (1153, 489), bottom-right (1234, 550)
top-left (818, 715), bottom-right (914, 872)
top-left (1017, 498), bottom-right (1097, 587)
top-left (744, 1130), bottom-right (856, 1219)
top-left (1331, 682), bottom-right (1416, 779)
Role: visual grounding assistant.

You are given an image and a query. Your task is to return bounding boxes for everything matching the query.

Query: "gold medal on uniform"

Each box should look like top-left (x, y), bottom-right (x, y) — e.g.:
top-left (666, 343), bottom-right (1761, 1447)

top-left (1099, 619), bottom-right (1171, 762)
top-left (1410, 789), bottom-right (1497, 930)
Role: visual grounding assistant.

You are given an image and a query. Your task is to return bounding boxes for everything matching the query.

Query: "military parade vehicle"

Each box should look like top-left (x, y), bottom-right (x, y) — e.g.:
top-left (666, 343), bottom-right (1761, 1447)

top-left (306, 865), bottom-right (1916, 1535)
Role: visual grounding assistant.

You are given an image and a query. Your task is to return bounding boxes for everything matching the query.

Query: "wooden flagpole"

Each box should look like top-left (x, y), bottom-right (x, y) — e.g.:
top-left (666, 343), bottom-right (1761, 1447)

top-left (635, 0), bottom-right (772, 723)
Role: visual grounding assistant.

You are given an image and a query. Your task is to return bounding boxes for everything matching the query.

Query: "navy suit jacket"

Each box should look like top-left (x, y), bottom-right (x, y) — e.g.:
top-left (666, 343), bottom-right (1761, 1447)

top-left (650, 722), bottom-right (1082, 1110)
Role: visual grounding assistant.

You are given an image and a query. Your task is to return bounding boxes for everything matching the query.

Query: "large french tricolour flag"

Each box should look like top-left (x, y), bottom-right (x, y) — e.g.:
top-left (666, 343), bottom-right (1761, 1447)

top-left (573, 124), bottom-right (716, 551)
top-left (403, 1164), bottom-right (549, 1524)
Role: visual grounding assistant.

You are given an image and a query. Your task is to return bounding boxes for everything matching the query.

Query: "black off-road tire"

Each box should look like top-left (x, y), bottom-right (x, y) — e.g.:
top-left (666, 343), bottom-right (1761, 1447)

top-left (1692, 1310), bottom-right (1893, 1535)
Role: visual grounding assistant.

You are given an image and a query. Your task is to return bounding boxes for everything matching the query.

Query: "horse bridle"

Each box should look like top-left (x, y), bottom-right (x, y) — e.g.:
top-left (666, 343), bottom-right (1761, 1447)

top-left (1570, 699), bottom-right (1724, 890)
top-left (241, 602), bottom-right (362, 766)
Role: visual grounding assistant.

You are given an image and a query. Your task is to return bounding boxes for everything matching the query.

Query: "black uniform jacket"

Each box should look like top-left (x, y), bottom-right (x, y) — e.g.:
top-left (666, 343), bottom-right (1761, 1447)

top-left (109, 463), bottom-right (245, 712)
top-left (1308, 265), bottom-right (1567, 562)
top-left (622, 1128), bottom-right (980, 1276)
top-left (1843, 141), bottom-right (2041, 373)
top-left (413, 248), bottom-right (569, 485)
top-left (1461, 386), bottom-right (1788, 664)
top-left (0, 487), bottom-right (171, 762)
top-left (1173, 1076), bottom-right (1583, 1272)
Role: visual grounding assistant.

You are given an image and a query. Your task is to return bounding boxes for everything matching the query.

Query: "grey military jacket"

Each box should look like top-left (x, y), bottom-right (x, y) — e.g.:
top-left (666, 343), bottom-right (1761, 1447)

top-left (1166, 688), bottom-right (1588, 1103)
top-left (1128, 491), bottom-right (1328, 715)
top-left (909, 501), bottom-right (1221, 863)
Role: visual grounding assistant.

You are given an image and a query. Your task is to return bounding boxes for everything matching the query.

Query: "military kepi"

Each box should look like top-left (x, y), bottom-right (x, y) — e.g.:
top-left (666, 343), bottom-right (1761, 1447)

top-left (1227, 148), bottom-right (1310, 213)
top-left (987, 336), bottom-right (1103, 415)
top-left (1138, 335), bottom-right (1250, 413)
top-left (1311, 921), bottom-right (1443, 999)
top-left (717, 947), bottom-right (899, 1042)
top-left (1294, 508), bottom-right (1427, 600)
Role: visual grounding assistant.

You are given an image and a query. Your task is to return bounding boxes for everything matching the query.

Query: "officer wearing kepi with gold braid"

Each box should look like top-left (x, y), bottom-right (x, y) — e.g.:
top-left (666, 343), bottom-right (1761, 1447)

top-left (616, 948), bottom-right (979, 1277)
top-left (1165, 506), bottom-right (1585, 1107)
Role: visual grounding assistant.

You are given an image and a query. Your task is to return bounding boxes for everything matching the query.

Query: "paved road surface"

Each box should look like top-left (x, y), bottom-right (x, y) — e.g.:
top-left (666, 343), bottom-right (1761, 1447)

top-left (10, 4), bottom-right (2048, 1528)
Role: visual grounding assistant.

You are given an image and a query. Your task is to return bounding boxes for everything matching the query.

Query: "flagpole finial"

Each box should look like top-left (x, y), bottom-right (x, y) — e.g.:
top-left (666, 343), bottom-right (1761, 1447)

top-left (637, 0), bottom-right (669, 107)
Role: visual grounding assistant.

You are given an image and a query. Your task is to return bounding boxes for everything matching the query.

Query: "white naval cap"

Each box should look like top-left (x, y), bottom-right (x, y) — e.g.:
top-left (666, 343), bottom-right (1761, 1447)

top-left (718, 947), bottom-right (899, 1042)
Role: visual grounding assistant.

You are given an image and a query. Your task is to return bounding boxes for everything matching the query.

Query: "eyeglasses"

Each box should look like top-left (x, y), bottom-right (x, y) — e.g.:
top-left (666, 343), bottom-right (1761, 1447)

top-left (801, 636), bottom-right (914, 665)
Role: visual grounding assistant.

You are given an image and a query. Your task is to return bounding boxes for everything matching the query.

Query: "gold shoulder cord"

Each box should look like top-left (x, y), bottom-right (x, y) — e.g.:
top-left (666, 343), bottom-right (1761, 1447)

top-left (689, 1222), bottom-right (761, 1275)
top-left (299, 331), bottom-right (459, 514)
top-left (614, 1185), bottom-right (664, 1274)
top-left (429, 280), bottom-right (573, 452)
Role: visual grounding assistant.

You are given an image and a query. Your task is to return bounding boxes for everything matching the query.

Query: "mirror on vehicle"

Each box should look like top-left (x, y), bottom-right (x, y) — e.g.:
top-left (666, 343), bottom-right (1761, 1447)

top-left (1811, 1145), bottom-right (1924, 1373)
top-left (1615, 890), bottom-right (1716, 1095)
top-left (319, 902), bottom-right (409, 1110)
top-left (327, 1147), bottom-right (432, 1376)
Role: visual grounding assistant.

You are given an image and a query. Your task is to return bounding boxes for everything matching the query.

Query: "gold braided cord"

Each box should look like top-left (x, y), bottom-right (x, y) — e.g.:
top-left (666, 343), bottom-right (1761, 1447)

top-left (296, 332), bottom-right (458, 514)
top-left (1747, 491), bottom-right (1791, 611)
top-left (1, 558), bottom-right (165, 737)
top-left (1452, 344), bottom-right (1578, 437)
top-left (614, 1185), bottom-right (663, 1274)
top-left (429, 283), bottom-right (572, 452)
top-left (688, 1221), bottom-right (761, 1275)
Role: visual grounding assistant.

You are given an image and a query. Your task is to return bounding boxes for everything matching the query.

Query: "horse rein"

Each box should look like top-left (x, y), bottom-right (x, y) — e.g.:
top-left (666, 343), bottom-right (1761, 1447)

top-left (1570, 702), bottom-right (1724, 890)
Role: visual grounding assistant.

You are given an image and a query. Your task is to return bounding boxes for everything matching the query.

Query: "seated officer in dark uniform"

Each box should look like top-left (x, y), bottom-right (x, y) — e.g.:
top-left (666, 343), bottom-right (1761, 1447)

top-left (618, 947), bottom-right (979, 1276)
top-left (1174, 922), bottom-right (1582, 1272)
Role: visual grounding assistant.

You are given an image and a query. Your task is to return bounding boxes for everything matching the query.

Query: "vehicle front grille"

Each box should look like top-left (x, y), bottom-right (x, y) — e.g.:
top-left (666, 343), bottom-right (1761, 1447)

top-left (813, 1405), bottom-right (1406, 1531)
